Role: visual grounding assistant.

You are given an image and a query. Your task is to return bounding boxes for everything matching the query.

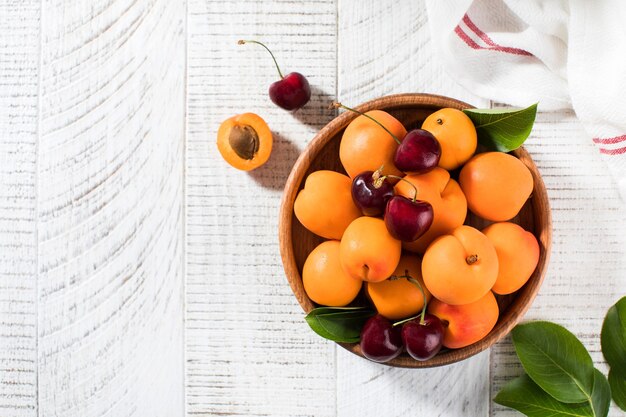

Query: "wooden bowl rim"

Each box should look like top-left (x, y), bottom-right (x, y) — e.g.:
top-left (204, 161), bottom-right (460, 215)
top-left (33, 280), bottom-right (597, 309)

top-left (278, 93), bottom-right (552, 368)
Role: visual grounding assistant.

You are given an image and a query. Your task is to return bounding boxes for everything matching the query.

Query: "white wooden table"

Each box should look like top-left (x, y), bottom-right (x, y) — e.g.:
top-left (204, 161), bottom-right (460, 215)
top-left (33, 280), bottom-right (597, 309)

top-left (1, 1), bottom-right (624, 416)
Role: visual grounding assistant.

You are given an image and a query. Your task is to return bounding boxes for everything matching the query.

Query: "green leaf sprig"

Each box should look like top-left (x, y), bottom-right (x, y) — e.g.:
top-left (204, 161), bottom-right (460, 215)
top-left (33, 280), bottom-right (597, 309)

top-left (304, 306), bottom-right (375, 343)
top-left (601, 296), bottom-right (626, 410)
top-left (463, 103), bottom-right (538, 152)
top-left (495, 296), bottom-right (626, 416)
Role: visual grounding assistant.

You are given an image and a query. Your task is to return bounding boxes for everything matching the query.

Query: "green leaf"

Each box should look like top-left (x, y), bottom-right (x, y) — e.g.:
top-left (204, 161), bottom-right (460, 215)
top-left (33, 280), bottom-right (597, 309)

top-left (512, 321), bottom-right (594, 403)
top-left (601, 296), bottom-right (626, 375)
top-left (463, 103), bottom-right (538, 152)
top-left (589, 368), bottom-right (611, 417)
top-left (494, 373), bottom-right (593, 417)
top-left (305, 307), bottom-right (375, 343)
top-left (608, 369), bottom-right (626, 411)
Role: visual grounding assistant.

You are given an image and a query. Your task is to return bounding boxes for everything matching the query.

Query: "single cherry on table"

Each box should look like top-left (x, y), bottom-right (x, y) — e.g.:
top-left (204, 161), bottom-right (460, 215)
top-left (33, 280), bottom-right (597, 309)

top-left (238, 40), bottom-right (311, 111)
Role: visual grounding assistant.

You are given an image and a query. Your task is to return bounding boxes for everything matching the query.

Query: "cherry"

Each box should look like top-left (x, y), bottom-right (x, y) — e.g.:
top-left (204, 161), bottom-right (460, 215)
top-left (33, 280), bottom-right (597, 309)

top-left (360, 315), bottom-right (403, 363)
top-left (393, 129), bottom-right (441, 174)
top-left (239, 40), bottom-right (310, 111)
top-left (392, 274), bottom-right (445, 361)
top-left (384, 194), bottom-right (433, 242)
top-left (351, 168), bottom-right (395, 216)
top-left (401, 314), bottom-right (445, 361)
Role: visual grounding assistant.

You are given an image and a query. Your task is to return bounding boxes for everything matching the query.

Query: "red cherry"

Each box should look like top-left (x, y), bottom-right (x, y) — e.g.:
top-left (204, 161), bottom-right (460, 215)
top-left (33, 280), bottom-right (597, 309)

top-left (394, 129), bottom-right (441, 174)
top-left (384, 195), bottom-right (433, 242)
top-left (239, 40), bottom-right (310, 111)
top-left (401, 314), bottom-right (445, 361)
top-left (360, 315), bottom-right (403, 363)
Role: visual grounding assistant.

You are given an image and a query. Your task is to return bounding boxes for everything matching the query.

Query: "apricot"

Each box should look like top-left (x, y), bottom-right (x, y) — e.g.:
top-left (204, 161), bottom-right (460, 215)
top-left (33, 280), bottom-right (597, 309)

top-left (422, 108), bottom-right (477, 170)
top-left (422, 225), bottom-right (498, 305)
top-left (340, 217), bottom-right (401, 283)
top-left (395, 168), bottom-right (467, 253)
top-left (294, 170), bottom-right (361, 240)
top-left (483, 222), bottom-right (540, 295)
top-left (428, 291), bottom-right (499, 349)
top-left (339, 110), bottom-right (407, 179)
top-left (459, 152), bottom-right (534, 222)
top-left (217, 113), bottom-right (272, 171)
top-left (366, 255), bottom-right (431, 320)
top-left (302, 241), bottom-right (362, 306)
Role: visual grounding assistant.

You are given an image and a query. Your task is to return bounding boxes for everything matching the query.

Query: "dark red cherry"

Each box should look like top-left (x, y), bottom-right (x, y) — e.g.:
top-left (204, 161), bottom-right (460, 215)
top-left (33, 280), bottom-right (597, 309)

top-left (269, 72), bottom-right (311, 111)
top-left (360, 315), bottom-right (403, 363)
top-left (239, 40), bottom-right (310, 111)
top-left (384, 196), bottom-right (433, 242)
top-left (351, 171), bottom-right (395, 216)
top-left (394, 129), bottom-right (441, 173)
top-left (401, 314), bottom-right (445, 361)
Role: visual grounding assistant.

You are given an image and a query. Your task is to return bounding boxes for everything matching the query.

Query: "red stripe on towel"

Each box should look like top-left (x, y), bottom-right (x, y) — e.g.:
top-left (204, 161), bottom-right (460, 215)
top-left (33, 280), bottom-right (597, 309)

top-left (593, 134), bottom-right (626, 145)
top-left (454, 26), bottom-right (482, 50)
top-left (462, 15), bottom-right (533, 57)
top-left (599, 146), bottom-right (626, 155)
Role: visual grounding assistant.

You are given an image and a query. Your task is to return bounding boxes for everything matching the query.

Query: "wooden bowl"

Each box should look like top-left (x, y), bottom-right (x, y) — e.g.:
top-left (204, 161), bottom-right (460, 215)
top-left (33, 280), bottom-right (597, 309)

top-left (279, 93), bottom-right (552, 367)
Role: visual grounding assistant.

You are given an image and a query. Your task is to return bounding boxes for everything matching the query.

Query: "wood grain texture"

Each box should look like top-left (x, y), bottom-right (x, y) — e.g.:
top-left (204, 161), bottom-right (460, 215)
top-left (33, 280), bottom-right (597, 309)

top-left (186, 1), bottom-right (338, 416)
top-left (0, 1), bottom-right (39, 416)
top-left (489, 110), bottom-right (626, 417)
top-left (335, 1), bottom-right (493, 415)
top-left (37, 0), bottom-right (186, 416)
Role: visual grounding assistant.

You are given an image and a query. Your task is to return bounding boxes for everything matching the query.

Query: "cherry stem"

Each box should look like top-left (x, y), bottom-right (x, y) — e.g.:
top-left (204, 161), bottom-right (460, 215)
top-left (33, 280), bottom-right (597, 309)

top-left (372, 165), bottom-right (385, 189)
top-left (331, 102), bottom-right (402, 145)
top-left (466, 254), bottom-right (479, 265)
top-left (238, 40), bottom-right (284, 79)
top-left (386, 175), bottom-right (418, 202)
top-left (389, 272), bottom-right (428, 326)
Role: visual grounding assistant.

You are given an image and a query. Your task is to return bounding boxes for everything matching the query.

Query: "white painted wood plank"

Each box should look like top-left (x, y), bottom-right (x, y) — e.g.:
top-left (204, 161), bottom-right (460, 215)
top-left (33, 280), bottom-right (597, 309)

top-left (489, 110), bottom-right (626, 417)
top-left (37, 0), bottom-right (186, 416)
top-left (336, 1), bottom-right (492, 416)
top-left (0, 1), bottom-right (39, 416)
top-left (186, 1), bottom-right (338, 415)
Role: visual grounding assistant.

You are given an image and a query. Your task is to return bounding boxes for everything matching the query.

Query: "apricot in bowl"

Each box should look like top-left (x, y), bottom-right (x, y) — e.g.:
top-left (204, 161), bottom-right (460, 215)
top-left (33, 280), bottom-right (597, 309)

top-left (279, 93), bottom-right (552, 368)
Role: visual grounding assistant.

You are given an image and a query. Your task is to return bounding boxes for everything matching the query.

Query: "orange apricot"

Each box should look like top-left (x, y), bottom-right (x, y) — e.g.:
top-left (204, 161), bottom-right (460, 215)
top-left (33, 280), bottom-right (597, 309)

top-left (459, 152), bottom-right (534, 222)
top-left (302, 240), bottom-right (362, 306)
top-left (422, 108), bottom-right (477, 170)
top-left (339, 110), bottom-right (407, 179)
top-left (366, 255), bottom-right (431, 320)
top-left (217, 113), bottom-right (272, 171)
top-left (294, 170), bottom-right (361, 240)
top-left (395, 168), bottom-right (467, 253)
top-left (422, 225), bottom-right (498, 305)
top-left (482, 222), bottom-right (540, 295)
top-left (428, 291), bottom-right (499, 349)
top-left (340, 217), bottom-right (401, 283)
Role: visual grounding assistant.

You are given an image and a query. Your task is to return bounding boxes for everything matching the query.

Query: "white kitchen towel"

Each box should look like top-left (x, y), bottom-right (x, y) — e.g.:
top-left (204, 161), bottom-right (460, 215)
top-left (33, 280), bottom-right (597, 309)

top-left (425, 0), bottom-right (626, 200)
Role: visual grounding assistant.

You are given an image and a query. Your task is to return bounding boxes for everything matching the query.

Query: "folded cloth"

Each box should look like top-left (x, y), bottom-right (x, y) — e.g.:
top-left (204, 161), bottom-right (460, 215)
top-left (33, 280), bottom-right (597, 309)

top-left (425, 0), bottom-right (626, 199)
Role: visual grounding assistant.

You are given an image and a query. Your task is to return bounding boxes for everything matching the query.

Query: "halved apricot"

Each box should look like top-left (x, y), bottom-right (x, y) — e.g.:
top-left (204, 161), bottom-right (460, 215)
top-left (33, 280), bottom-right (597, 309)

top-left (339, 110), bottom-right (406, 179)
top-left (217, 113), bottom-right (272, 171)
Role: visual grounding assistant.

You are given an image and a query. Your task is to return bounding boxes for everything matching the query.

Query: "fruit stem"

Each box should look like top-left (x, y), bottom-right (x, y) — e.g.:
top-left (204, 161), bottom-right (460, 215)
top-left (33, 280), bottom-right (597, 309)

top-left (466, 254), bottom-right (479, 265)
top-left (372, 166), bottom-right (385, 189)
top-left (389, 271), bottom-right (428, 326)
top-left (331, 102), bottom-right (402, 145)
top-left (238, 40), bottom-right (284, 79)
top-left (386, 175), bottom-right (418, 202)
